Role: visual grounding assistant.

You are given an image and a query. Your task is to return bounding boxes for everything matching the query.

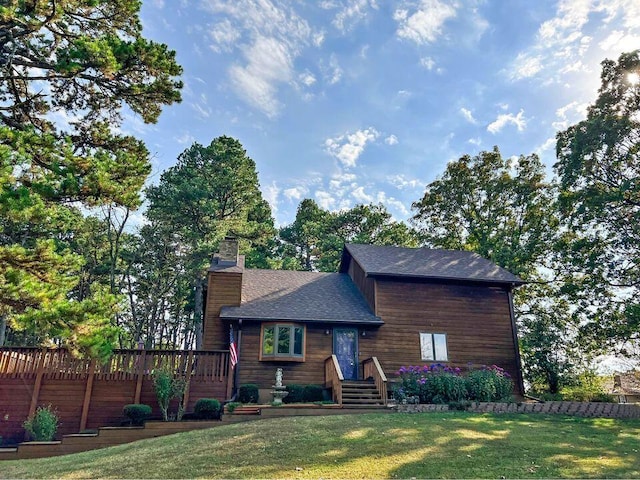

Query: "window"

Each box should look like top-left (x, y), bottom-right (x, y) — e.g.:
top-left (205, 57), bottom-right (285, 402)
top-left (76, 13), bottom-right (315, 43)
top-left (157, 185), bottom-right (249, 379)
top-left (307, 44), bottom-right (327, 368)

top-left (420, 333), bottom-right (448, 361)
top-left (261, 324), bottom-right (305, 361)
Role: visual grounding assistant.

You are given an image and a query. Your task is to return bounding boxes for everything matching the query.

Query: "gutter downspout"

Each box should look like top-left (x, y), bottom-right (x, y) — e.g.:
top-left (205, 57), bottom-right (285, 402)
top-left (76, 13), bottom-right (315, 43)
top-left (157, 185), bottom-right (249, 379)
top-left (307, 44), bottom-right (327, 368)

top-left (508, 286), bottom-right (525, 396)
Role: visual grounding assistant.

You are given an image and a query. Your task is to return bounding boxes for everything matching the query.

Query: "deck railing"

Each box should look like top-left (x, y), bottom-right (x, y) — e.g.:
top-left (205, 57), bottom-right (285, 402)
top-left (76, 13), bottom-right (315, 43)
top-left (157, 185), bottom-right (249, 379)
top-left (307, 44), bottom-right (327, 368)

top-left (363, 357), bottom-right (387, 406)
top-left (324, 355), bottom-right (344, 405)
top-left (0, 347), bottom-right (230, 381)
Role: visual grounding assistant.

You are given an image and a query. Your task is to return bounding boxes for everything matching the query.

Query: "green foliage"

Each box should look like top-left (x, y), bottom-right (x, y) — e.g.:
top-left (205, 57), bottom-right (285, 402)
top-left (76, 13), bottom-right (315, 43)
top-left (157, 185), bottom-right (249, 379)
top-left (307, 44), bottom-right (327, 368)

top-left (225, 402), bottom-right (242, 413)
top-left (283, 384), bottom-right (304, 404)
top-left (143, 137), bottom-right (275, 346)
top-left (558, 371), bottom-right (615, 403)
top-left (0, 0), bottom-right (182, 353)
top-left (465, 367), bottom-right (514, 402)
top-left (194, 398), bottom-right (222, 420)
top-left (238, 384), bottom-right (259, 404)
top-left (279, 200), bottom-right (418, 272)
top-left (302, 385), bottom-right (324, 403)
top-left (23, 405), bottom-right (59, 441)
top-left (152, 368), bottom-right (187, 421)
top-left (123, 404), bottom-right (152, 426)
top-left (395, 364), bottom-right (513, 404)
top-left (555, 50), bottom-right (640, 354)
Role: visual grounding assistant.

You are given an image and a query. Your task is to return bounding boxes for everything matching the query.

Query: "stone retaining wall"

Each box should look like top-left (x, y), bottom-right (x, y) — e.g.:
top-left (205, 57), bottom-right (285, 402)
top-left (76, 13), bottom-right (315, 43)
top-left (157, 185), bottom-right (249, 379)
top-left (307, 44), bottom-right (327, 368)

top-left (396, 401), bottom-right (640, 419)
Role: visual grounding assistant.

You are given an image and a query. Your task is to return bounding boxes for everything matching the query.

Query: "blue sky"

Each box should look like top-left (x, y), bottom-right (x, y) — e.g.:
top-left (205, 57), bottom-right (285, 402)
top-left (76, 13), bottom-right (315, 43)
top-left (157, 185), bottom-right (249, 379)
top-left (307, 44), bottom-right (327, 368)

top-left (128, 0), bottom-right (640, 227)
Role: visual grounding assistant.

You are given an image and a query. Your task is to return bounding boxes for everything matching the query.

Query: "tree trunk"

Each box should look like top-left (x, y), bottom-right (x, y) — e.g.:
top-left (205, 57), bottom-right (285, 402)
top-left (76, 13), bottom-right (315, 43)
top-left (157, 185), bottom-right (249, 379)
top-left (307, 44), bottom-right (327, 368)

top-left (0, 315), bottom-right (6, 346)
top-left (194, 277), bottom-right (204, 349)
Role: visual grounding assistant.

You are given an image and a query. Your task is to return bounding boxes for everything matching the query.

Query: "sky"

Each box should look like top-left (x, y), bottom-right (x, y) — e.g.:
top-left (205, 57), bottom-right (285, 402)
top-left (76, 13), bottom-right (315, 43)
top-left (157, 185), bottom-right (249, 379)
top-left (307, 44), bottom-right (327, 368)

top-left (127, 0), bottom-right (640, 227)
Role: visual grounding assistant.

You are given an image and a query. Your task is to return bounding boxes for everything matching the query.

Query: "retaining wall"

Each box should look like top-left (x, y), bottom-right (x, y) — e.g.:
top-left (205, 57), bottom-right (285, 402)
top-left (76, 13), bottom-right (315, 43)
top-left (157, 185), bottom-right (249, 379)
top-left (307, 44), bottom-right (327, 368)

top-left (396, 401), bottom-right (640, 418)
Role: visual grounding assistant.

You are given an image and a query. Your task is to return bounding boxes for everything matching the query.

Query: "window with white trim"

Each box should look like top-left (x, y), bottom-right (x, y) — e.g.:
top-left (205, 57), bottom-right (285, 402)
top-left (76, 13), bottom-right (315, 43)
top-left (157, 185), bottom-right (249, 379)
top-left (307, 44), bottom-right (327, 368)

top-left (261, 324), bottom-right (305, 360)
top-left (420, 333), bottom-right (448, 361)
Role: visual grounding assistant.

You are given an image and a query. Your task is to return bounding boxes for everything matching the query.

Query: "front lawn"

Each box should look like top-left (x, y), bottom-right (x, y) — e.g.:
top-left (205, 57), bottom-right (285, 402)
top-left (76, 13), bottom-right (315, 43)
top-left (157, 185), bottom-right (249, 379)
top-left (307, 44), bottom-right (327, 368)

top-left (1, 412), bottom-right (639, 479)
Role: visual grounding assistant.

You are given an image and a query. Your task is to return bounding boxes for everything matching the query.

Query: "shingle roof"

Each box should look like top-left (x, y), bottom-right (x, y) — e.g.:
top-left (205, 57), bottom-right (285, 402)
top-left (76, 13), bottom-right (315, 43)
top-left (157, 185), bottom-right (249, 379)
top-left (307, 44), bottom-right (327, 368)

top-left (220, 270), bottom-right (382, 324)
top-left (342, 243), bottom-right (525, 285)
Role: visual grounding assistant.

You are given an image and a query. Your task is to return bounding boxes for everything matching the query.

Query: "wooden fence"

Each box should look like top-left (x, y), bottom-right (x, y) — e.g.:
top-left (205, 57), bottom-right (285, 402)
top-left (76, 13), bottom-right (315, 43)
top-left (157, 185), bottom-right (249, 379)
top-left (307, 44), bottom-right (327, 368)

top-left (0, 348), bottom-right (232, 444)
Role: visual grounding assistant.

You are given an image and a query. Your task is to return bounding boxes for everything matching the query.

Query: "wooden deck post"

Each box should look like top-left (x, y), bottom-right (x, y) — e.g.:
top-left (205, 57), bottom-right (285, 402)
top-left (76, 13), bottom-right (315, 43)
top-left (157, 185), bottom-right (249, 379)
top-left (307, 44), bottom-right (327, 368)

top-left (225, 356), bottom-right (234, 400)
top-left (79, 358), bottom-right (96, 431)
top-left (134, 349), bottom-right (146, 404)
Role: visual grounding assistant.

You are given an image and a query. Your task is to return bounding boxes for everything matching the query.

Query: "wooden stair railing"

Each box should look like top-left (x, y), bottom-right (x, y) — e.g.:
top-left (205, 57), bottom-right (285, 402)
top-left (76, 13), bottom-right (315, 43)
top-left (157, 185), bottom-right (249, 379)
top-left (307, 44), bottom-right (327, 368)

top-left (363, 357), bottom-right (387, 406)
top-left (324, 355), bottom-right (344, 405)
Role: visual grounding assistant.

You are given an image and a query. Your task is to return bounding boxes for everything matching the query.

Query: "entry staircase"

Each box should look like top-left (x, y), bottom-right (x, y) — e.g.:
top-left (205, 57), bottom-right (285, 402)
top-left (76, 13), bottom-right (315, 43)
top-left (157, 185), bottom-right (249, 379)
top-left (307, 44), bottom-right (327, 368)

top-left (325, 355), bottom-right (388, 407)
top-left (341, 379), bottom-right (385, 407)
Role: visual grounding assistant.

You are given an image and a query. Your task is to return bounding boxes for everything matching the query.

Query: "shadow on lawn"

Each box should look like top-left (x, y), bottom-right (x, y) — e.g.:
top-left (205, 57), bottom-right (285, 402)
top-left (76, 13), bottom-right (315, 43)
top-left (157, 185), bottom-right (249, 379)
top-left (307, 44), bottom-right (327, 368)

top-left (387, 414), bottom-right (640, 479)
top-left (2, 413), bottom-right (639, 479)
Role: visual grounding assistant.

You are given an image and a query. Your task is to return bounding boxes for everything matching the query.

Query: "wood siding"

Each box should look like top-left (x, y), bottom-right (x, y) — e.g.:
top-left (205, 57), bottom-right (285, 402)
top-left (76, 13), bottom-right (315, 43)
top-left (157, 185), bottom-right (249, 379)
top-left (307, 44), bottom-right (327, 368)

top-left (347, 259), bottom-right (375, 312)
top-left (360, 279), bottom-right (521, 392)
top-left (238, 322), bottom-right (332, 390)
top-left (203, 272), bottom-right (242, 349)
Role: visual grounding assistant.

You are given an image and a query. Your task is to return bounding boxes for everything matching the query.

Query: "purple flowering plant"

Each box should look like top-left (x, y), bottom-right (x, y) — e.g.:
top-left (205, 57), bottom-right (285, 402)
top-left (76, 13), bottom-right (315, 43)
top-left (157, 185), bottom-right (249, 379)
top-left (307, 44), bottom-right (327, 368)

top-left (394, 363), bottom-right (514, 404)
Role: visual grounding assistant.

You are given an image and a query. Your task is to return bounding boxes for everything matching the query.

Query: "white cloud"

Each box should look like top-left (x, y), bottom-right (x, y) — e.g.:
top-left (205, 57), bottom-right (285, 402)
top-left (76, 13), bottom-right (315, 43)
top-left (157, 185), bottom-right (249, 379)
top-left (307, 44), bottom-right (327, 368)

top-left (176, 132), bottom-right (196, 145)
top-left (487, 109), bottom-right (527, 134)
top-left (468, 137), bottom-right (482, 146)
top-left (460, 107), bottom-right (477, 124)
top-left (209, 19), bottom-right (241, 52)
top-left (351, 186), bottom-right (374, 203)
top-left (190, 101), bottom-right (212, 119)
top-left (332, 0), bottom-right (378, 32)
top-left (508, 0), bottom-right (640, 83)
top-left (394, 0), bottom-right (458, 45)
top-left (228, 35), bottom-right (293, 117)
top-left (202, 0), bottom-right (316, 116)
top-left (152, 0), bottom-right (165, 8)
top-left (299, 70), bottom-right (316, 87)
top-left (283, 186), bottom-right (308, 201)
top-left (420, 56), bottom-right (436, 70)
top-left (262, 181), bottom-right (280, 216)
top-left (315, 190), bottom-right (336, 210)
top-left (384, 135), bottom-right (399, 146)
top-left (324, 54), bottom-right (343, 85)
top-left (388, 174), bottom-right (421, 190)
top-left (376, 191), bottom-right (409, 216)
top-left (325, 127), bottom-right (380, 167)
top-left (510, 53), bottom-right (544, 81)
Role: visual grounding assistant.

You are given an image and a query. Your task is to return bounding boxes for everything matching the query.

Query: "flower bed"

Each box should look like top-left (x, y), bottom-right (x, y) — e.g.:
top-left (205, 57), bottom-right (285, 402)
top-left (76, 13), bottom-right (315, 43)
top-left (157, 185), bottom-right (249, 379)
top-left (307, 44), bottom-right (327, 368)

top-left (393, 363), bottom-right (513, 404)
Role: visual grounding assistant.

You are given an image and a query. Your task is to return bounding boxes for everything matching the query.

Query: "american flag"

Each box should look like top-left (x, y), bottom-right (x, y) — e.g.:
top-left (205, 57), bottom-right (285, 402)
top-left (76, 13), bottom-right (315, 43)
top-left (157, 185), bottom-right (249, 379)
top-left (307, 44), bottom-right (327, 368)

top-left (229, 327), bottom-right (238, 369)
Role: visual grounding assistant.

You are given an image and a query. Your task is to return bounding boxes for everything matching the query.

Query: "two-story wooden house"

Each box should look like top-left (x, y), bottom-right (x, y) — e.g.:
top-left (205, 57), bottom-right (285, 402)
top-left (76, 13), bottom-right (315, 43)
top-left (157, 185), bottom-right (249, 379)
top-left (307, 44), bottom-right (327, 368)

top-left (204, 239), bottom-right (525, 404)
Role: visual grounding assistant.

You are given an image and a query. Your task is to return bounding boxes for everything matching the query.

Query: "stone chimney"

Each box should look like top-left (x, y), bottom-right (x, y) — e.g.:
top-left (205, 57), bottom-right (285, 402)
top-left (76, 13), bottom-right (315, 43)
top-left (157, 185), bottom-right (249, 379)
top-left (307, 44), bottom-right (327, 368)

top-left (213, 236), bottom-right (240, 267)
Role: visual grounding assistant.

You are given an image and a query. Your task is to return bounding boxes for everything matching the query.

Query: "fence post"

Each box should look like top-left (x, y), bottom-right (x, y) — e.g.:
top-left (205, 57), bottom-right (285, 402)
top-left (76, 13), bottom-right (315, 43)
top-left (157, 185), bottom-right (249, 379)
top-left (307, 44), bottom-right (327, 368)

top-left (182, 350), bottom-right (194, 411)
top-left (79, 358), bottom-right (96, 431)
top-left (134, 349), bottom-right (146, 404)
top-left (28, 348), bottom-right (47, 419)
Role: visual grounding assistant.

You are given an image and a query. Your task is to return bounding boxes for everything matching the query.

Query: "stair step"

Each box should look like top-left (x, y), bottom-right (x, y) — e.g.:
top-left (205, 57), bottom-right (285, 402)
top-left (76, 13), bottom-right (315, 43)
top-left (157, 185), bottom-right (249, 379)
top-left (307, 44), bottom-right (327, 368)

top-left (342, 399), bottom-right (384, 405)
top-left (342, 393), bottom-right (381, 398)
top-left (64, 433), bottom-right (98, 438)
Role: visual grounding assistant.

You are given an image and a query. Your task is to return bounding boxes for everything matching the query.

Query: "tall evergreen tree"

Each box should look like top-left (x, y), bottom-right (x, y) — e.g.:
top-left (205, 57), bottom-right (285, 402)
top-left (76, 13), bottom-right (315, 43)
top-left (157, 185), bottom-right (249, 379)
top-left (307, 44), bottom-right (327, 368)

top-left (0, 0), bottom-right (182, 357)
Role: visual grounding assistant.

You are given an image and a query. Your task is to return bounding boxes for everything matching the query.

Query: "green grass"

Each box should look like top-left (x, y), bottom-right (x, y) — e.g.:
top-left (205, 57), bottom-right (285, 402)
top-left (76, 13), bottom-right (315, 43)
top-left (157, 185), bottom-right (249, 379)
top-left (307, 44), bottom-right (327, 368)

top-left (2, 412), bottom-right (639, 479)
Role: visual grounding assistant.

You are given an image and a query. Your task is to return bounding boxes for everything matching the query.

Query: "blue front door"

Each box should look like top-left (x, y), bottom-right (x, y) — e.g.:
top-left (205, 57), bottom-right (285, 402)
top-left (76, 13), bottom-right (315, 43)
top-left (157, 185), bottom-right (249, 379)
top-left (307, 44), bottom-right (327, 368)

top-left (333, 328), bottom-right (358, 380)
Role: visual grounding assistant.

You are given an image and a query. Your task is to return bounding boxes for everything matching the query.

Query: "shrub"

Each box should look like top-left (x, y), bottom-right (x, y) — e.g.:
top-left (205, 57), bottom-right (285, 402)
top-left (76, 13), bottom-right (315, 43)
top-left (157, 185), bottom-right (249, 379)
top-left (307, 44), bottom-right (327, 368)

top-left (238, 384), bottom-right (259, 403)
top-left (396, 364), bottom-right (466, 404)
top-left (395, 364), bottom-right (514, 404)
top-left (153, 367), bottom-right (188, 421)
top-left (465, 366), bottom-right (513, 402)
top-left (123, 404), bottom-right (152, 426)
top-left (225, 402), bottom-right (242, 413)
top-left (560, 371), bottom-right (613, 402)
top-left (302, 385), bottom-right (324, 402)
top-left (23, 405), bottom-right (59, 441)
top-left (194, 398), bottom-right (222, 420)
top-left (284, 384), bottom-right (304, 404)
